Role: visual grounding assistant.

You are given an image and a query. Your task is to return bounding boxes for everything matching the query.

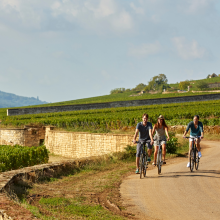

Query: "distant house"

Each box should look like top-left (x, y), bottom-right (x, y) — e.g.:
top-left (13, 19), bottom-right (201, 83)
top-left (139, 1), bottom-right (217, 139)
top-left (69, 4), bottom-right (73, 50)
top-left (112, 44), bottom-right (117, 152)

top-left (209, 73), bottom-right (217, 78)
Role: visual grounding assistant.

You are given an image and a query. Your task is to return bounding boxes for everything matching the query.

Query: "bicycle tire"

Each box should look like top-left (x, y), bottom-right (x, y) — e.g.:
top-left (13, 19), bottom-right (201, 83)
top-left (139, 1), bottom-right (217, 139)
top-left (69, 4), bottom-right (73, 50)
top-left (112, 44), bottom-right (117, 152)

top-left (143, 154), bottom-right (147, 177)
top-left (159, 151), bottom-right (162, 174)
top-left (157, 150), bottom-right (161, 174)
top-left (190, 149), bottom-right (194, 172)
top-left (195, 148), bottom-right (199, 170)
top-left (140, 154), bottom-right (143, 179)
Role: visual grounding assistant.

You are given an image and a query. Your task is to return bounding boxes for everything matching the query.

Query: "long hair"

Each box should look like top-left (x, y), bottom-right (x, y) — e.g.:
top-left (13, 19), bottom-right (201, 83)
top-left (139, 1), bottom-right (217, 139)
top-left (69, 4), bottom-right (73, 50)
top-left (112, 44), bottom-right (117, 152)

top-left (154, 118), bottom-right (168, 129)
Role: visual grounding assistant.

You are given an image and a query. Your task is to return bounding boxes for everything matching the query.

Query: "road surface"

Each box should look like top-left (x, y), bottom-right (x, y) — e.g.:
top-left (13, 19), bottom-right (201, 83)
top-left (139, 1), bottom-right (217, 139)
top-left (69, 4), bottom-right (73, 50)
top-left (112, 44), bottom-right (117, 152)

top-left (120, 141), bottom-right (220, 220)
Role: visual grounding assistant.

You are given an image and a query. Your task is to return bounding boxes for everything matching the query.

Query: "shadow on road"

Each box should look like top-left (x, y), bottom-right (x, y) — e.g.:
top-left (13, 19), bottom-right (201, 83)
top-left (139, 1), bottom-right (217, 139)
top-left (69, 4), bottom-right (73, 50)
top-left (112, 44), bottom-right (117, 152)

top-left (144, 169), bottom-right (220, 179)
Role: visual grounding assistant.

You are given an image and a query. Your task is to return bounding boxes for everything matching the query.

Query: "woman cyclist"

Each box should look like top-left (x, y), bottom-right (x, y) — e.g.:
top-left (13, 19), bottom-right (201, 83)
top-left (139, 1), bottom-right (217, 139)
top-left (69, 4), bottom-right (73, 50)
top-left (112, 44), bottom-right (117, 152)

top-left (152, 115), bottom-right (170, 165)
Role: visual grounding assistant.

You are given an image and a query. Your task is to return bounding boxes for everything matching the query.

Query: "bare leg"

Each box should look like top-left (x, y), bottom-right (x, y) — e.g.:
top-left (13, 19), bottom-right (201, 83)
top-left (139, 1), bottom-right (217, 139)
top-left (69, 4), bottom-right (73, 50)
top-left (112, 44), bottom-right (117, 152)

top-left (188, 141), bottom-right (193, 162)
top-left (148, 148), bottom-right (152, 157)
top-left (136, 157), bottom-right (140, 169)
top-left (154, 146), bottom-right (158, 164)
top-left (162, 144), bottom-right (166, 162)
top-left (196, 139), bottom-right (201, 151)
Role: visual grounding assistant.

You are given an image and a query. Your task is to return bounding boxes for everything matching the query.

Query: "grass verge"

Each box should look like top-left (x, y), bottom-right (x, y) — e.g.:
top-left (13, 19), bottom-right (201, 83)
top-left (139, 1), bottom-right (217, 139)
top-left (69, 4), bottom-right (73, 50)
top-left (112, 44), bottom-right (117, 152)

top-left (10, 141), bottom-right (189, 220)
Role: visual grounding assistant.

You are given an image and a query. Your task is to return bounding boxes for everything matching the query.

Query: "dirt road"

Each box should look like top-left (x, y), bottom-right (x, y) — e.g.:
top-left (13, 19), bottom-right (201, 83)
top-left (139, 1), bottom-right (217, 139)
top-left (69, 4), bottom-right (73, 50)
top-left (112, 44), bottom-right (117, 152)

top-left (120, 141), bottom-right (220, 220)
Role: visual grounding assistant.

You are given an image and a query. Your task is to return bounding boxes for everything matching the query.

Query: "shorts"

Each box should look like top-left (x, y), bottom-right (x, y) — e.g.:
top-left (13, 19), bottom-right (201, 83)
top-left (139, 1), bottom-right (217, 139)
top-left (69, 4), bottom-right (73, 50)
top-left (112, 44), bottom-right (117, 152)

top-left (136, 141), bottom-right (152, 157)
top-left (189, 136), bottom-right (201, 143)
top-left (154, 139), bottom-right (166, 147)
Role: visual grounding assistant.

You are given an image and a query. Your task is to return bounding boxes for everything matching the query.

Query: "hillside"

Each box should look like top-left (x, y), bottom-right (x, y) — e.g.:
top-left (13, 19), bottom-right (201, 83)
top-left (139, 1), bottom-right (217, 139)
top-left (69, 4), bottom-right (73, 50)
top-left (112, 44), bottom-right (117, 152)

top-left (0, 90), bottom-right (47, 108)
top-left (27, 76), bottom-right (220, 107)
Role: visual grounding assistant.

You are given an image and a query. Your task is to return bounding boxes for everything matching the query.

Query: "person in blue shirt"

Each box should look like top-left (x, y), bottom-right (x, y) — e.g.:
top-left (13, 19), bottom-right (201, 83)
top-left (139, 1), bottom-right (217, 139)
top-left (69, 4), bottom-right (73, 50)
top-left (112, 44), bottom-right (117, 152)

top-left (133, 113), bottom-right (154, 174)
top-left (183, 115), bottom-right (204, 168)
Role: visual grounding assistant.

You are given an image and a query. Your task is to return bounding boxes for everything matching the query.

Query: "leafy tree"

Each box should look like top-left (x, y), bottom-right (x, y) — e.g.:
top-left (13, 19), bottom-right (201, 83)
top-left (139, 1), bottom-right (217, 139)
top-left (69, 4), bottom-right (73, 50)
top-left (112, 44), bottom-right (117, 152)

top-left (197, 81), bottom-right (208, 90)
top-left (132, 83), bottom-right (146, 92)
top-left (179, 81), bottom-right (190, 90)
top-left (110, 88), bottom-right (125, 94)
top-left (207, 74), bottom-right (210, 79)
top-left (146, 74), bottom-right (168, 91)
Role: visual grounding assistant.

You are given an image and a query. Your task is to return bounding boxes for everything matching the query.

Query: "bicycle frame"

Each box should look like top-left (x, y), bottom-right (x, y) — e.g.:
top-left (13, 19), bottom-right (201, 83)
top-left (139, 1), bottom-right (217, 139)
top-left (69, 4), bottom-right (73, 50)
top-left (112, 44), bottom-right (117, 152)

top-left (156, 140), bottom-right (165, 174)
top-left (185, 136), bottom-right (200, 172)
top-left (137, 140), bottom-right (151, 179)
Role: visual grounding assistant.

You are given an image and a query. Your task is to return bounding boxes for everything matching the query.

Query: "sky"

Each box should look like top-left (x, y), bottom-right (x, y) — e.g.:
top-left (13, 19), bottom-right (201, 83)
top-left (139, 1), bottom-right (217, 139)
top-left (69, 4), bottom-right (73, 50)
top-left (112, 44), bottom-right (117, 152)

top-left (0, 0), bottom-right (220, 103)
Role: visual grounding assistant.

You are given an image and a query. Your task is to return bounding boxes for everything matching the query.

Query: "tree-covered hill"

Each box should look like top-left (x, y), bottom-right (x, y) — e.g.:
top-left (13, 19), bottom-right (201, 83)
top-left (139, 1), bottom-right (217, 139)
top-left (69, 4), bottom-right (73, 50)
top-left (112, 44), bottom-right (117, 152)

top-left (0, 90), bottom-right (47, 108)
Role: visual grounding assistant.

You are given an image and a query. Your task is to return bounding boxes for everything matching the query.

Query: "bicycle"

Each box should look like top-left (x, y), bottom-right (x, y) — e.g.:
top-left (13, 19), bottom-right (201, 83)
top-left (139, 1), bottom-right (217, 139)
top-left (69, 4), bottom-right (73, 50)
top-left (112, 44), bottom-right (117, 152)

top-left (154, 139), bottom-right (166, 174)
top-left (136, 140), bottom-right (151, 179)
top-left (185, 136), bottom-right (200, 172)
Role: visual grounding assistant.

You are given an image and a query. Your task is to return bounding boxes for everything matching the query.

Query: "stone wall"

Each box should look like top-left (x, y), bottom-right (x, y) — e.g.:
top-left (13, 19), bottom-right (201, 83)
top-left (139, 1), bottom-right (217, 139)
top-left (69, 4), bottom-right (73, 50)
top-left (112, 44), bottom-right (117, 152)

top-left (7, 93), bottom-right (220, 116)
top-left (0, 129), bottom-right (25, 146)
top-left (208, 83), bottom-right (220, 88)
top-left (45, 127), bottom-right (133, 158)
top-left (0, 126), bottom-right (46, 147)
top-left (24, 126), bottom-right (45, 146)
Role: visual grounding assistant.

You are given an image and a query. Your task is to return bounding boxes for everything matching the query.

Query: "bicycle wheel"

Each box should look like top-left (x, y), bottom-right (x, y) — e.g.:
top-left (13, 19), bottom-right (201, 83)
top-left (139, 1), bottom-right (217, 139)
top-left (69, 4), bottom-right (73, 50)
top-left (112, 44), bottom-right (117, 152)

top-left (157, 150), bottom-right (161, 174)
top-left (190, 149), bottom-right (194, 172)
top-left (140, 154), bottom-right (143, 179)
top-left (195, 148), bottom-right (199, 170)
top-left (143, 155), bottom-right (147, 177)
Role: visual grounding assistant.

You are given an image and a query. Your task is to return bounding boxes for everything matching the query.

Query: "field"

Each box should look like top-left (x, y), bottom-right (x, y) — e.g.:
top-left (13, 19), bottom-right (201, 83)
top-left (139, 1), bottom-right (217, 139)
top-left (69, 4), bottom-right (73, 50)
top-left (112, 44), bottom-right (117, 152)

top-left (1, 100), bottom-right (220, 132)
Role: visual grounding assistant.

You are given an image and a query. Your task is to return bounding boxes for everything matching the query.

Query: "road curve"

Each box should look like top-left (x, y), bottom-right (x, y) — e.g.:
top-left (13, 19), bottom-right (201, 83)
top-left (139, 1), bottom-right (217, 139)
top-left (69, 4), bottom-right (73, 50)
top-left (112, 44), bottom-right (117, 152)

top-left (120, 141), bottom-right (220, 220)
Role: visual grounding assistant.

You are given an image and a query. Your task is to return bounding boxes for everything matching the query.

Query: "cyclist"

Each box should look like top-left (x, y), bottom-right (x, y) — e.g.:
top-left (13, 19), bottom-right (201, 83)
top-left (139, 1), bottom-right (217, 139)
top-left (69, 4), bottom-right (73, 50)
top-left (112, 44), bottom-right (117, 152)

top-left (133, 113), bottom-right (154, 174)
top-left (183, 115), bottom-right (204, 168)
top-left (152, 115), bottom-right (170, 165)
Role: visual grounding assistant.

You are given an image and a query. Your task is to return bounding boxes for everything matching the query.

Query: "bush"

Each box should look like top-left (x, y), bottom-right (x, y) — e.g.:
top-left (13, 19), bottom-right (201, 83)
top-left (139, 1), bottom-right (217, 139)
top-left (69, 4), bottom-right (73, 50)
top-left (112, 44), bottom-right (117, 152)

top-left (196, 81), bottom-right (208, 90)
top-left (166, 132), bottom-right (179, 154)
top-left (132, 83), bottom-right (146, 92)
top-left (110, 88), bottom-right (125, 94)
top-left (179, 81), bottom-right (190, 90)
top-left (0, 145), bottom-right (49, 172)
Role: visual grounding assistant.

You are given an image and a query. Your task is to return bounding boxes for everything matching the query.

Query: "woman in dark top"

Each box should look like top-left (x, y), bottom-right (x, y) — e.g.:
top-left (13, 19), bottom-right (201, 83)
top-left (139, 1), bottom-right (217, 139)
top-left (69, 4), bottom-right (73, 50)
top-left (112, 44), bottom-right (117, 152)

top-left (183, 115), bottom-right (204, 168)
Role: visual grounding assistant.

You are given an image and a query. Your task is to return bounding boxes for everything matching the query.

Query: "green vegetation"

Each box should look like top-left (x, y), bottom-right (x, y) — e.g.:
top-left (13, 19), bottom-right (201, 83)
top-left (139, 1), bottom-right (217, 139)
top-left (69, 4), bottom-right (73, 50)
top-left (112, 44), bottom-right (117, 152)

top-left (170, 76), bottom-right (220, 91)
top-left (144, 74), bottom-right (168, 92)
top-left (0, 145), bottom-right (49, 172)
top-left (196, 81), bottom-right (208, 90)
top-left (15, 141), bottom-right (186, 219)
top-left (179, 81), bottom-right (190, 90)
top-left (0, 75), bottom-right (219, 111)
top-left (2, 100), bottom-right (220, 131)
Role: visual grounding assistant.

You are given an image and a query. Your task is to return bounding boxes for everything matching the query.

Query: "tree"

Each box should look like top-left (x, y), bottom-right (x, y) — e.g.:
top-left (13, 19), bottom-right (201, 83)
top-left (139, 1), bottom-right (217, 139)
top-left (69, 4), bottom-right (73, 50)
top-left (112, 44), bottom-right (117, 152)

top-left (110, 88), bottom-right (125, 94)
top-left (179, 81), bottom-right (190, 90)
top-left (197, 81), bottom-right (208, 90)
top-left (146, 74), bottom-right (168, 91)
top-left (132, 83), bottom-right (146, 92)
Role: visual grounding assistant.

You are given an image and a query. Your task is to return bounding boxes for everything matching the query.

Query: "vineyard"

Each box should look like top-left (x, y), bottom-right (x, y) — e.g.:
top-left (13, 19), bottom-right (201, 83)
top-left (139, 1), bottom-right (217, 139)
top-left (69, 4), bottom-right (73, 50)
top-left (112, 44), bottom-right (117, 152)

top-left (0, 145), bottom-right (49, 172)
top-left (1, 100), bottom-right (220, 131)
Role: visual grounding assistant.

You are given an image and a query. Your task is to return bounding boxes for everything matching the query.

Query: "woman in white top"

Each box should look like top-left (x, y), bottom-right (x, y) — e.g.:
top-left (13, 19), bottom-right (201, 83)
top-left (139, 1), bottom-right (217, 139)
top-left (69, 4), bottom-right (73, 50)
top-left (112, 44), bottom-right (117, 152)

top-left (152, 115), bottom-right (170, 165)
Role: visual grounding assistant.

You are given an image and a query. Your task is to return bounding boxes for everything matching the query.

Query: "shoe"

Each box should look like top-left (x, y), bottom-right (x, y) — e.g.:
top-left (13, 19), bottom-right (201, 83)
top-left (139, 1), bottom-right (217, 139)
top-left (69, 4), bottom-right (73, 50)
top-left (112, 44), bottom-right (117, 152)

top-left (135, 169), bottom-right (139, 174)
top-left (163, 161), bottom-right (166, 165)
top-left (198, 152), bottom-right (202, 158)
top-left (152, 162), bottom-right (156, 166)
top-left (147, 157), bottom-right (151, 162)
top-left (187, 162), bottom-right (190, 168)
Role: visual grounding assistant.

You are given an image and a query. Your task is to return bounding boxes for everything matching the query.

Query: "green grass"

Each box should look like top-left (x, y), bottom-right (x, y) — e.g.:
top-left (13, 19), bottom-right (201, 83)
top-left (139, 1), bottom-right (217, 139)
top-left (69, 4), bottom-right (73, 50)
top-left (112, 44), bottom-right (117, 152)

top-left (38, 197), bottom-right (123, 220)
top-left (170, 76), bottom-right (220, 90)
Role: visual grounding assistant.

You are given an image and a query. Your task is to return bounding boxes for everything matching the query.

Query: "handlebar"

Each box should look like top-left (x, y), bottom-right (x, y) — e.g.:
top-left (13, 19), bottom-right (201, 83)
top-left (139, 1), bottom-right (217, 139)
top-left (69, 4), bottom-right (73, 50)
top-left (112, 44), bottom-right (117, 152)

top-left (133, 140), bottom-right (152, 144)
top-left (153, 139), bottom-right (166, 141)
top-left (184, 136), bottom-right (201, 139)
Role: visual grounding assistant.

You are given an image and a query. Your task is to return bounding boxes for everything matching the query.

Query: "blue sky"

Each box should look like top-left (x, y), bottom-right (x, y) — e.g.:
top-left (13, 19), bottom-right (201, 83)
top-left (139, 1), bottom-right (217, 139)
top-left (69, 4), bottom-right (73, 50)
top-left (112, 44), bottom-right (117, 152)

top-left (0, 0), bottom-right (220, 103)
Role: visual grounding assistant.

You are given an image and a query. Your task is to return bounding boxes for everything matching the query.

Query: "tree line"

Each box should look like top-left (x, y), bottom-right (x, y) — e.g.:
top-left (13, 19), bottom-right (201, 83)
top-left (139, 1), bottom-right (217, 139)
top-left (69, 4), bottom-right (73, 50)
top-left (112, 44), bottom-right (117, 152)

top-left (110, 73), bottom-right (220, 94)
